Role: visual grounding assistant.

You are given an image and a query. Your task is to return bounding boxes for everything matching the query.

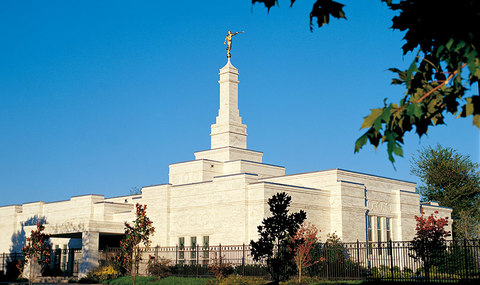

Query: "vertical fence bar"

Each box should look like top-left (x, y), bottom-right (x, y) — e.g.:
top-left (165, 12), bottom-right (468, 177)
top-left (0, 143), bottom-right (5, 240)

top-left (389, 240), bottom-right (394, 281)
top-left (175, 245), bottom-right (178, 266)
top-left (356, 240), bottom-right (360, 279)
top-left (196, 244), bottom-right (199, 277)
top-left (242, 243), bottom-right (245, 276)
top-left (464, 239), bottom-right (469, 281)
top-left (325, 243), bottom-right (329, 280)
top-left (219, 244), bottom-right (222, 266)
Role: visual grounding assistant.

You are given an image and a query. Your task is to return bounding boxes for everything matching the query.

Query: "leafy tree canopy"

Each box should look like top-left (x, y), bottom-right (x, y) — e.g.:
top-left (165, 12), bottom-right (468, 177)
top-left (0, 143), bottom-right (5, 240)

top-left (117, 203), bottom-right (155, 285)
top-left (250, 192), bottom-right (306, 283)
top-left (289, 222), bottom-right (320, 284)
top-left (410, 145), bottom-right (480, 239)
top-left (410, 209), bottom-right (450, 281)
top-left (21, 223), bottom-right (51, 285)
top-left (252, 0), bottom-right (480, 163)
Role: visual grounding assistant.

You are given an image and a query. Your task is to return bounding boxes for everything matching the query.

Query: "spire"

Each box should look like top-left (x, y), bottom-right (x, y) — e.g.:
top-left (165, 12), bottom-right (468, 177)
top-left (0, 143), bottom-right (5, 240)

top-left (210, 59), bottom-right (247, 149)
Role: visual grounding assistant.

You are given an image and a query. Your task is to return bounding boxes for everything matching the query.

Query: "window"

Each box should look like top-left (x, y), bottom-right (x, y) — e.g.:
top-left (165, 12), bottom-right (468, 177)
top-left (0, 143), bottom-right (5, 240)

top-left (191, 236), bottom-right (197, 259)
top-left (377, 217), bottom-right (382, 242)
top-left (367, 216), bottom-right (373, 254)
top-left (386, 218), bottom-right (391, 241)
top-left (386, 217), bottom-right (392, 255)
top-left (377, 217), bottom-right (382, 255)
top-left (61, 245), bottom-right (67, 271)
top-left (178, 237), bottom-right (185, 260)
top-left (203, 236), bottom-right (209, 259)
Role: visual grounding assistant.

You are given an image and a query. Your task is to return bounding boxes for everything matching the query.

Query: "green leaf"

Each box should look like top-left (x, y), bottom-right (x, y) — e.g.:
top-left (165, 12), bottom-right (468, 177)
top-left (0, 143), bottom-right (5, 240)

top-left (453, 40), bottom-right (466, 52)
top-left (406, 103), bottom-right (423, 119)
top-left (375, 105), bottom-right (394, 128)
top-left (473, 115), bottom-right (480, 129)
top-left (405, 60), bottom-right (418, 87)
top-left (361, 108), bottom-right (383, 129)
top-left (391, 78), bottom-right (404, 85)
top-left (466, 51), bottom-right (480, 80)
top-left (436, 45), bottom-right (445, 58)
top-left (445, 38), bottom-right (455, 50)
top-left (465, 100), bottom-right (474, 116)
top-left (384, 131), bottom-right (403, 163)
top-left (309, 0), bottom-right (347, 31)
top-left (354, 133), bottom-right (368, 153)
top-left (388, 67), bottom-right (403, 74)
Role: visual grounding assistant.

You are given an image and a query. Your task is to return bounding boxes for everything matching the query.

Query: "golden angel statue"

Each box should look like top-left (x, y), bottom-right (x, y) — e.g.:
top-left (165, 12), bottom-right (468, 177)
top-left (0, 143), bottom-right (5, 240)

top-left (224, 30), bottom-right (244, 58)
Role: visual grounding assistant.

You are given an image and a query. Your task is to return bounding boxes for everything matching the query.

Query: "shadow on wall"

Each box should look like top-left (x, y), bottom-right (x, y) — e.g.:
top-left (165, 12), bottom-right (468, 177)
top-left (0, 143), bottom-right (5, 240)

top-left (9, 215), bottom-right (47, 254)
top-left (68, 238), bottom-right (82, 249)
top-left (1, 216), bottom-right (47, 281)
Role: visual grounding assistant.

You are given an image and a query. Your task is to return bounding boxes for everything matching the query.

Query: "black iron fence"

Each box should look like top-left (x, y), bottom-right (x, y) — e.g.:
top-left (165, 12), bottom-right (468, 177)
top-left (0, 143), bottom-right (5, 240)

top-left (0, 249), bottom-right (82, 279)
top-left (99, 240), bottom-right (480, 281)
top-left (309, 240), bottom-right (480, 282)
top-left (1, 240), bottom-right (480, 282)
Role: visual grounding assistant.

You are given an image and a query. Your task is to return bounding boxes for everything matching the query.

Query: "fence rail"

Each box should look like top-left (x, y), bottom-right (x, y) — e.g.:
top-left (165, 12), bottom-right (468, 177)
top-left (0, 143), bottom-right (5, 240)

top-left (1, 240), bottom-right (480, 282)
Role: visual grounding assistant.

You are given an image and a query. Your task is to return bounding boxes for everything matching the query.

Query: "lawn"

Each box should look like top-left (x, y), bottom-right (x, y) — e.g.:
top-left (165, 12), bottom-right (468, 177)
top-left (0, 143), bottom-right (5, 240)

top-left (101, 276), bottom-right (477, 285)
top-left (103, 276), bottom-right (213, 285)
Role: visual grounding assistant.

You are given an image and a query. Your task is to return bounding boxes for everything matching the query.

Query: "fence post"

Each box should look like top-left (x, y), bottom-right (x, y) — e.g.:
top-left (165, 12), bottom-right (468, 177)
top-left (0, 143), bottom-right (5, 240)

top-left (356, 240), bottom-right (360, 278)
top-left (219, 244), bottom-right (222, 266)
top-left (175, 245), bottom-right (178, 266)
top-left (389, 240), bottom-right (394, 282)
top-left (196, 244), bottom-right (199, 277)
top-left (325, 242), bottom-right (329, 280)
top-left (464, 239), bottom-right (469, 280)
top-left (242, 243), bottom-right (245, 276)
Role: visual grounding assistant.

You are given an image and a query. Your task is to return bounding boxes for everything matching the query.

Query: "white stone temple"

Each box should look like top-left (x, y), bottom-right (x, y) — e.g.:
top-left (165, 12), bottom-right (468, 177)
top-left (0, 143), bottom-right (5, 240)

top-left (0, 58), bottom-right (452, 276)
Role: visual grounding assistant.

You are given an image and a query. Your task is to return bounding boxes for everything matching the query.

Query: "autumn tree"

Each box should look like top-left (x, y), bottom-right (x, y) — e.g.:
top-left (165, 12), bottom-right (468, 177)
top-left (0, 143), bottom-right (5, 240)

top-left (21, 223), bottom-right (51, 285)
top-left (208, 254), bottom-right (232, 281)
top-left (409, 209), bottom-right (450, 282)
top-left (117, 204), bottom-right (155, 285)
top-left (289, 222), bottom-right (321, 284)
top-left (252, 0), bottom-right (480, 163)
top-left (410, 145), bottom-right (480, 239)
top-left (250, 192), bottom-right (306, 284)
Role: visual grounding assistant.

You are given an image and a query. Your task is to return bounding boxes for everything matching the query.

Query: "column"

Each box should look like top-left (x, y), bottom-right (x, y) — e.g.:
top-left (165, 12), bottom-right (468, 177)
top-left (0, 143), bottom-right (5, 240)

top-left (79, 231), bottom-right (99, 278)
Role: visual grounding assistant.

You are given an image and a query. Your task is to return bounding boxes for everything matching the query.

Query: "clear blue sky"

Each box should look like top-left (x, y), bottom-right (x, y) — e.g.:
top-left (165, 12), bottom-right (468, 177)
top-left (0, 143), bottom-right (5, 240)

top-left (1, 0), bottom-right (478, 206)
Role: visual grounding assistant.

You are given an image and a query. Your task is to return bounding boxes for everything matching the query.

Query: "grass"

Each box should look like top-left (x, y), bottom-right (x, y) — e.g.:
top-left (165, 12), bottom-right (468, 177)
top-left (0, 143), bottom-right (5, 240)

top-left (101, 276), bottom-right (479, 285)
top-left (103, 276), bottom-right (213, 285)
top-left (280, 278), bottom-right (364, 285)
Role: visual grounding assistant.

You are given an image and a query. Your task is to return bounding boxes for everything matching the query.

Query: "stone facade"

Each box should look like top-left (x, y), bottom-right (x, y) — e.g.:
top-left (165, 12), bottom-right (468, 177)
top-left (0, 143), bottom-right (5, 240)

top-left (0, 58), bottom-right (452, 276)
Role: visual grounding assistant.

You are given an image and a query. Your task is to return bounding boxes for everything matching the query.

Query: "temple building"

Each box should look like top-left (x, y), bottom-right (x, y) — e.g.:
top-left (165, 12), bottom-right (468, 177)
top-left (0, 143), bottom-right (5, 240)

top-left (0, 58), bottom-right (452, 276)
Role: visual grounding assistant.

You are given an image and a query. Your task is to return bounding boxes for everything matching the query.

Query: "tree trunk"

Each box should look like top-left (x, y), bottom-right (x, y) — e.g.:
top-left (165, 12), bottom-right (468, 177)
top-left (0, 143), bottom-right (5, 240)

top-left (29, 259), bottom-right (33, 285)
top-left (131, 249), bottom-right (136, 285)
top-left (298, 263), bottom-right (302, 284)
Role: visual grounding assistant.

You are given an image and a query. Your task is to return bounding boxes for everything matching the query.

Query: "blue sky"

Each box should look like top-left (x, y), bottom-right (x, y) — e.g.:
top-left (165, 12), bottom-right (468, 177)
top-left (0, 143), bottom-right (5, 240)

top-left (1, 0), bottom-right (478, 206)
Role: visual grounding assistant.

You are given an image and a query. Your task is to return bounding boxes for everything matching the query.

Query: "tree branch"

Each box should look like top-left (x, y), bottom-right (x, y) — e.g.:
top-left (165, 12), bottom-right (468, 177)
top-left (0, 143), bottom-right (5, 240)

top-left (415, 63), bottom-right (467, 103)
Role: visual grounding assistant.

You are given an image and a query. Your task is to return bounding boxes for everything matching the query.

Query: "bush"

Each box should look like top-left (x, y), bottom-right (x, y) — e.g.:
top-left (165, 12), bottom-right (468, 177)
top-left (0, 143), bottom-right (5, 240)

top-left (208, 255), bottom-right (234, 280)
top-left (237, 264), bottom-right (269, 277)
top-left (86, 265), bottom-right (121, 283)
top-left (205, 275), bottom-right (266, 285)
top-left (6, 259), bottom-right (22, 281)
top-left (105, 276), bottom-right (210, 285)
top-left (169, 264), bottom-right (210, 276)
top-left (147, 258), bottom-right (172, 279)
